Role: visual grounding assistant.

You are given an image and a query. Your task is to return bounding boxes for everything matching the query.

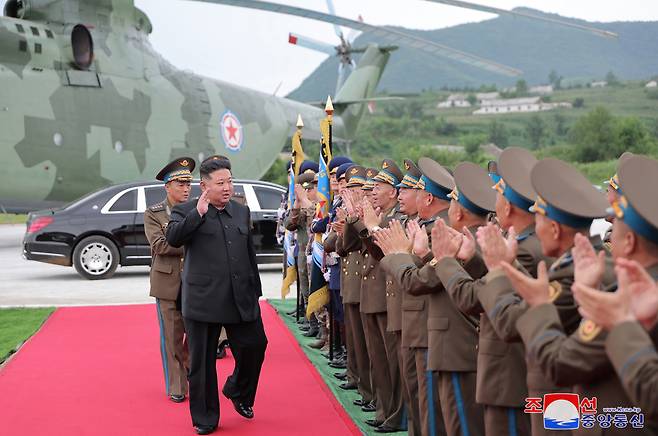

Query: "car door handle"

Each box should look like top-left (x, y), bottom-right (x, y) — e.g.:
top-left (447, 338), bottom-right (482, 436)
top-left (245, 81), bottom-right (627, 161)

top-left (262, 214), bottom-right (277, 219)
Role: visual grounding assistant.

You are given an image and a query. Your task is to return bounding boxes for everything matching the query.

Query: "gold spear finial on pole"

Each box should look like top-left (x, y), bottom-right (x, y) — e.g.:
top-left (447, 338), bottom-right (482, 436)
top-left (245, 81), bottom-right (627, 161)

top-left (296, 114), bottom-right (304, 129)
top-left (324, 95), bottom-right (334, 117)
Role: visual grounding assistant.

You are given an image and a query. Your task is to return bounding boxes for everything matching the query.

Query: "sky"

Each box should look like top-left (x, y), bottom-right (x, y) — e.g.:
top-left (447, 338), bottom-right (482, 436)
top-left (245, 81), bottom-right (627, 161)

top-left (134, 0), bottom-right (658, 95)
top-left (6, 0), bottom-right (658, 95)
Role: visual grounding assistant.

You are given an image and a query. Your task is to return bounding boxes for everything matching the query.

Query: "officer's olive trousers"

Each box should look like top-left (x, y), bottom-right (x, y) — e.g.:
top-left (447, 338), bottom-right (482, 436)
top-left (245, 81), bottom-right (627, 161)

top-left (155, 298), bottom-right (189, 397)
top-left (364, 312), bottom-right (405, 429)
top-left (437, 371), bottom-right (484, 436)
top-left (484, 405), bottom-right (531, 436)
top-left (344, 303), bottom-right (374, 403)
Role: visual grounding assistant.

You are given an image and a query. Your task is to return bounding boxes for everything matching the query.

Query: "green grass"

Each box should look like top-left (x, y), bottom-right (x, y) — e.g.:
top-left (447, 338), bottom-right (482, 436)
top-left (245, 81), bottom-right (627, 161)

top-left (0, 213), bottom-right (27, 224)
top-left (268, 299), bottom-right (406, 436)
top-left (0, 308), bottom-right (54, 363)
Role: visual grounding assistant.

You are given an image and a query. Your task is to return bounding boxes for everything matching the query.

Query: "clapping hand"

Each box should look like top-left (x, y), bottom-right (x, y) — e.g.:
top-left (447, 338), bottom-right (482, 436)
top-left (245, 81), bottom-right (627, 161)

top-left (477, 223), bottom-right (518, 271)
top-left (430, 218), bottom-right (462, 261)
top-left (362, 198), bottom-right (383, 232)
top-left (373, 220), bottom-right (412, 255)
top-left (572, 233), bottom-right (606, 288)
top-left (406, 220), bottom-right (429, 258)
top-left (573, 258), bottom-right (658, 331)
top-left (500, 260), bottom-right (551, 307)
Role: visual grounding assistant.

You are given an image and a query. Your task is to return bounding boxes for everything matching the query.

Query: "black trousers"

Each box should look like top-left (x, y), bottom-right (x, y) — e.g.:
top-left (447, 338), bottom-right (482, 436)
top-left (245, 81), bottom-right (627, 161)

top-left (183, 316), bottom-right (268, 428)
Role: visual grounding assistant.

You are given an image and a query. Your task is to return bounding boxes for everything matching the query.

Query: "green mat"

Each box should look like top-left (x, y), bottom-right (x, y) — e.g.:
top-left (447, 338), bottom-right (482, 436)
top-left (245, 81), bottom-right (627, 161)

top-left (268, 298), bottom-right (407, 436)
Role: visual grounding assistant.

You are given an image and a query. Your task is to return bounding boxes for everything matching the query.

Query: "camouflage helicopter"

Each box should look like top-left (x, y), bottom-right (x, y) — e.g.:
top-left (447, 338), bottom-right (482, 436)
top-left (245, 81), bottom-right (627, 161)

top-left (0, 0), bottom-right (614, 212)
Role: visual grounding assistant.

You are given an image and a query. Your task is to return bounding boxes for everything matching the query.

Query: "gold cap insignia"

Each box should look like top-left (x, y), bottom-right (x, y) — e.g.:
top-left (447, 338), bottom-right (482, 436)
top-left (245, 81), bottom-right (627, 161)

top-left (180, 160), bottom-right (189, 166)
top-left (382, 161), bottom-right (389, 169)
top-left (405, 162), bottom-right (410, 170)
top-left (350, 168), bottom-right (358, 174)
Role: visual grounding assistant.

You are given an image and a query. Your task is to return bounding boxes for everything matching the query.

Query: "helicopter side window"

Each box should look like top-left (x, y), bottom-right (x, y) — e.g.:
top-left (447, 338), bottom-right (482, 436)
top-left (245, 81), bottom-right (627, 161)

top-left (71, 24), bottom-right (94, 70)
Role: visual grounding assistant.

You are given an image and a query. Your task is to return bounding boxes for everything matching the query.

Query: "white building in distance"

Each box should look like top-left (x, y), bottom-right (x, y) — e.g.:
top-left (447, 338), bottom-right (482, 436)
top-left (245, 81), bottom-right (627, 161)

top-left (646, 80), bottom-right (657, 88)
top-left (473, 96), bottom-right (572, 115)
top-left (437, 92), bottom-right (500, 109)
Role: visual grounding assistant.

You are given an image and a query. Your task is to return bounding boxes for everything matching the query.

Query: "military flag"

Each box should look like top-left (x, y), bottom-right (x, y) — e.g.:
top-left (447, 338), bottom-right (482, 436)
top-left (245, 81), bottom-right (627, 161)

top-left (280, 115), bottom-right (305, 298)
top-left (307, 97), bottom-right (334, 317)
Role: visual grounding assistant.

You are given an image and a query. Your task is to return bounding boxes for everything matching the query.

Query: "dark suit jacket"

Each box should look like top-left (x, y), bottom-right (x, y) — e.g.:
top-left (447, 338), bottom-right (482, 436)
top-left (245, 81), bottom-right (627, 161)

top-left (166, 199), bottom-right (262, 324)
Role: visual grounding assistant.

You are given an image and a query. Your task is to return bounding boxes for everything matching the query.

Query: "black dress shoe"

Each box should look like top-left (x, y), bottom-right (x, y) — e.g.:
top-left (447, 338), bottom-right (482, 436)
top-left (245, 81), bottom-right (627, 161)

top-left (339, 382), bottom-right (357, 390)
top-left (353, 398), bottom-right (365, 406)
top-left (302, 328), bottom-right (319, 337)
top-left (361, 403), bottom-right (377, 412)
top-left (374, 424), bottom-right (401, 433)
top-left (329, 360), bottom-right (346, 369)
top-left (299, 324), bottom-right (311, 332)
top-left (365, 419), bottom-right (383, 427)
top-left (170, 394), bottom-right (185, 403)
top-left (194, 425), bottom-right (217, 435)
top-left (230, 400), bottom-right (254, 419)
top-left (333, 372), bottom-right (347, 380)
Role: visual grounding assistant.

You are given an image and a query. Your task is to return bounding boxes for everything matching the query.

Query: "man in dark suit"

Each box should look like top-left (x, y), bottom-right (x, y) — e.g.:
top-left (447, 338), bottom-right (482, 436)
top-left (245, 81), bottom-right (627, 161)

top-left (166, 157), bottom-right (267, 435)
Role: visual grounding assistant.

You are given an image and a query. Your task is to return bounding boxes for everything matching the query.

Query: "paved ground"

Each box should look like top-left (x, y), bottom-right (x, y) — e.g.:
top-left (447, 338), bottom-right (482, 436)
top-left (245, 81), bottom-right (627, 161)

top-left (0, 224), bottom-right (286, 307)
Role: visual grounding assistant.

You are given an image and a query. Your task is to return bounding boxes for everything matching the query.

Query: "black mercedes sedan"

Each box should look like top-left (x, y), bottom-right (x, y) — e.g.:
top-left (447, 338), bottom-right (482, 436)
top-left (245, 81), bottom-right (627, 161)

top-left (23, 180), bottom-right (286, 279)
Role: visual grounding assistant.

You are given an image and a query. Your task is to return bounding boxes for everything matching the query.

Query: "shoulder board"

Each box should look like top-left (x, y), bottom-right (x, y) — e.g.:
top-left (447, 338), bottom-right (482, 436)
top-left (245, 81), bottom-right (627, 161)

top-left (550, 252), bottom-right (573, 272)
top-left (148, 202), bottom-right (165, 212)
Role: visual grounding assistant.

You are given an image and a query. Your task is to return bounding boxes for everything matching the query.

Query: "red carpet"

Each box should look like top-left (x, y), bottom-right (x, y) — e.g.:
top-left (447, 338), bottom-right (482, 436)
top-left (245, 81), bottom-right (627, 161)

top-left (0, 302), bottom-right (359, 435)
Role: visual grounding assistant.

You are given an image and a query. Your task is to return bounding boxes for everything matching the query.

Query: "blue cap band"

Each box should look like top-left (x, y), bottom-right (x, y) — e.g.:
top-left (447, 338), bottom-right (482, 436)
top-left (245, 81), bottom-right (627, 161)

top-left (451, 188), bottom-right (490, 216)
top-left (531, 196), bottom-right (593, 229)
top-left (419, 175), bottom-right (451, 200)
top-left (493, 179), bottom-right (534, 211)
top-left (613, 196), bottom-right (658, 244)
top-left (489, 173), bottom-right (502, 184)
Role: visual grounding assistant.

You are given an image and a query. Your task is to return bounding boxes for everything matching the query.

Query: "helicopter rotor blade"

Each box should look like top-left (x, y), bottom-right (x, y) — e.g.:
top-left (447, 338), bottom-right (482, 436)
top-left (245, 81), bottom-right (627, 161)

top-left (288, 33), bottom-right (337, 56)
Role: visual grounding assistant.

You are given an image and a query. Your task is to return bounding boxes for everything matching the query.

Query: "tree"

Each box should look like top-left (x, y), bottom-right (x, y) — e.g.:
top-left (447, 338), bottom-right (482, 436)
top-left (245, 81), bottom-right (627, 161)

top-left (548, 70), bottom-right (563, 89)
top-left (615, 117), bottom-right (655, 155)
top-left (525, 115), bottom-right (546, 149)
top-left (466, 93), bottom-right (477, 106)
top-left (461, 133), bottom-right (486, 156)
top-left (553, 112), bottom-right (568, 137)
top-left (516, 79), bottom-right (528, 96)
top-left (488, 119), bottom-right (509, 148)
top-left (605, 71), bottom-right (620, 86)
top-left (407, 101), bottom-right (424, 119)
top-left (569, 107), bottom-right (616, 162)
top-left (573, 97), bottom-right (585, 108)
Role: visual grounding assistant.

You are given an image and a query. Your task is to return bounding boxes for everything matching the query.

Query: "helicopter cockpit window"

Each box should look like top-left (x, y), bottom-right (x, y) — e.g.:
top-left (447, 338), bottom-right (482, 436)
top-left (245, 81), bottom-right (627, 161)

top-left (71, 24), bottom-right (93, 70)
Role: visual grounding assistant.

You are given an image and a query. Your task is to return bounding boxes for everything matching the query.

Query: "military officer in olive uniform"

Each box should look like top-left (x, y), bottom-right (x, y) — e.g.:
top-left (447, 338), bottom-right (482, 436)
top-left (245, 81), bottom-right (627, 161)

top-left (343, 159), bottom-right (406, 433)
top-left (500, 155), bottom-right (658, 435)
top-left (488, 158), bottom-right (616, 436)
top-left (145, 157), bottom-right (195, 403)
top-left (570, 155), bottom-right (658, 423)
top-left (429, 149), bottom-right (543, 435)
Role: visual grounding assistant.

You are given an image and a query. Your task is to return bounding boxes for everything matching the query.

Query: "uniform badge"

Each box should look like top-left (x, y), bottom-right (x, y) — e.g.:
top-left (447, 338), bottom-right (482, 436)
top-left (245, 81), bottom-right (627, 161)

top-left (220, 110), bottom-right (243, 152)
top-left (548, 280), bottom-right (562, 302)
top-left (578, 319), bottom-right (601, 342)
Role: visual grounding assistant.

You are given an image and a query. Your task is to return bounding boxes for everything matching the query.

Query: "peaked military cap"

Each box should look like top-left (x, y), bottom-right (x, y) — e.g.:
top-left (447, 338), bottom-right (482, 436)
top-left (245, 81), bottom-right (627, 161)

top-left (493, 147), bottom-right (538, 211)
top-left (362, 167), bottom-right (379, 191)
top-left (605, 151), bottom-right (634, 193)
top-left (373, 159), bottom-right (403, 187)
top-left (612, 155), bottom-right (658, 244)
top-left (450, 162), bottom-right (496, 216)
top-left (299, 160), bottom-right (319, 175)
top-left (156, 157), bottom-right (195, 183)
top-left (297, 171), bottom-right (316, 188)
top-left (336, 162), bottom-right (354, 180)
top-left (530, 158), bottom-right (608, 228)
top-left (417, 157), bottom-right (454, 201)
top-left (346, 165), bottom-right (367, 188)
top-left (397, 159), bottom-right (423, 189)
top-left (329, 156), bottom-right (352, 174)
top-left (202, 154), bottom-right (231, 170)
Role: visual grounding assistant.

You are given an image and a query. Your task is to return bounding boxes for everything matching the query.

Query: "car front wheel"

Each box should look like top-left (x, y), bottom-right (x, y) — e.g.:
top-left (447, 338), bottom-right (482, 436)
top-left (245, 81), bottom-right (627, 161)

top-left (72, 235), bottom-right (119, 280)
